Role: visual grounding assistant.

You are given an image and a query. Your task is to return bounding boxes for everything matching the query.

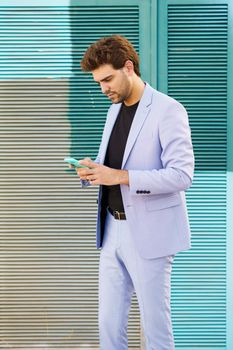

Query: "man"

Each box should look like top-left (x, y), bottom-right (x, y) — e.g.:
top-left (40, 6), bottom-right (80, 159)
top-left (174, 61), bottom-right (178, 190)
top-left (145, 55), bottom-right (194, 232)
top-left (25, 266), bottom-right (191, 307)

top-left (74, 35), bottom-right (194, 349)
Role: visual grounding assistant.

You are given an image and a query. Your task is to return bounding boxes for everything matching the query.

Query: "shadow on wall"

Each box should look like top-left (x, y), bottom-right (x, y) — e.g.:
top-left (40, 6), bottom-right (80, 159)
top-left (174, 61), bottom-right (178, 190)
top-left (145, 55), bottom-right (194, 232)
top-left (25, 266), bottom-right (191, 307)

top-left (68, 5), bottom-right (111, 164)
top-left (67, 3), bottom-right (140, 163)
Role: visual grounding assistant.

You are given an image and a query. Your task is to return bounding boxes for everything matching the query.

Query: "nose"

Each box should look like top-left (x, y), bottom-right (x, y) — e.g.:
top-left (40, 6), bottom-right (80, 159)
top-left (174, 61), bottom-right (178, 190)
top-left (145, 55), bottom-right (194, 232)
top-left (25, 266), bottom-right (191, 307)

top-left (100, 82), bottom-right (109, 94)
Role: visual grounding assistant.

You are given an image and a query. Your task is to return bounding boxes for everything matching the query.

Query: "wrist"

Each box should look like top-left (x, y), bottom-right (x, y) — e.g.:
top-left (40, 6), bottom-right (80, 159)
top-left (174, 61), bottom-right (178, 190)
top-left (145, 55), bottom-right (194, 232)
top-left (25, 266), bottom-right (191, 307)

top-left (117, 169), bottom-right (129, 185)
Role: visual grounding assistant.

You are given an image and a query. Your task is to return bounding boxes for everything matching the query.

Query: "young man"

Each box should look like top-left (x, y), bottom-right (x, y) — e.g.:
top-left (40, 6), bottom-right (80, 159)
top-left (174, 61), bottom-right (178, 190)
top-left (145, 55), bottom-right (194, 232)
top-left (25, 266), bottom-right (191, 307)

top-left (75, 35), bottom-right (194, 349)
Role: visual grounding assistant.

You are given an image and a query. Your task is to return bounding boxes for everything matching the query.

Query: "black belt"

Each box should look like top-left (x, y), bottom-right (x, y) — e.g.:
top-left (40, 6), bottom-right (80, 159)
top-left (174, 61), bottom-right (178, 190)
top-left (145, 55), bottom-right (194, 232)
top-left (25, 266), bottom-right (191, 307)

top-left (107, 206), bottom-right (126, 220)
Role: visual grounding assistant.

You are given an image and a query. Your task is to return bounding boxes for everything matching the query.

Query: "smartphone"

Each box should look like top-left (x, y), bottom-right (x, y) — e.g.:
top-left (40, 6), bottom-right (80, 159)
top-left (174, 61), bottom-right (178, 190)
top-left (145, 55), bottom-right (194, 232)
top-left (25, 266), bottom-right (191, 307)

top-left (64, 157), bottom-right (88, 168)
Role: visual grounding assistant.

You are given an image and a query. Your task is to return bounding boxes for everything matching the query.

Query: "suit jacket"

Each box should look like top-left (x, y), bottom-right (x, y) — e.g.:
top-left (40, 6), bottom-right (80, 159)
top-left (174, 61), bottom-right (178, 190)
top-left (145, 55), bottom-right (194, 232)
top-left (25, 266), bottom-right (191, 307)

top-left (85, 83), bottom-right (194, 259)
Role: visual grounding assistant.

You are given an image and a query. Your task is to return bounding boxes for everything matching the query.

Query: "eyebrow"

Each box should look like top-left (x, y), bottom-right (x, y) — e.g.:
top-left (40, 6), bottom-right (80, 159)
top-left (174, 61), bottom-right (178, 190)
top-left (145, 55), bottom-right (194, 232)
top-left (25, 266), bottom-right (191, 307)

top-left (95, 75), bottom-right (113, 83)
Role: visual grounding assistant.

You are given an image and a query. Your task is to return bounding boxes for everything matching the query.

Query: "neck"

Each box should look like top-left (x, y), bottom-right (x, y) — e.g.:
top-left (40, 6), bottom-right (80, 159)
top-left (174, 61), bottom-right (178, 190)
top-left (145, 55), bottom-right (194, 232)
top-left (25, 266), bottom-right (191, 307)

top-left (124, 77), bottom-right (145, 106)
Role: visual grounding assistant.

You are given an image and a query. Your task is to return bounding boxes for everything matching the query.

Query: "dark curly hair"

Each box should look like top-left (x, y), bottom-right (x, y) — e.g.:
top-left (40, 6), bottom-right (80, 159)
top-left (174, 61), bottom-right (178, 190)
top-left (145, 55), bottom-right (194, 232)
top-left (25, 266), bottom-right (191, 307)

top-left (80, 35), bottom-right (140, 77)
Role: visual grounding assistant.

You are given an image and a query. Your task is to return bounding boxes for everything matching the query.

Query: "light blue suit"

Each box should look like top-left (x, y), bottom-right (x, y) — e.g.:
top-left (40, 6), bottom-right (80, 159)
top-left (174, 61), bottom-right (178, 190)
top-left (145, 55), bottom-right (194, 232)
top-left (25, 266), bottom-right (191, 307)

top-left (94, 82), bottom-right (194, 259)
top-left (84, 83), bottom-right (194, 349)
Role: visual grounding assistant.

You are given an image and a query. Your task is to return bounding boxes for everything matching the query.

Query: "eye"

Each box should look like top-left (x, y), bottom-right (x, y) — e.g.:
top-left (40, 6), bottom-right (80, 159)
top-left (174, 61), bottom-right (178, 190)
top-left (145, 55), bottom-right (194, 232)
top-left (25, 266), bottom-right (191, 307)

top-left (105, 76), bottom-right (112, 82)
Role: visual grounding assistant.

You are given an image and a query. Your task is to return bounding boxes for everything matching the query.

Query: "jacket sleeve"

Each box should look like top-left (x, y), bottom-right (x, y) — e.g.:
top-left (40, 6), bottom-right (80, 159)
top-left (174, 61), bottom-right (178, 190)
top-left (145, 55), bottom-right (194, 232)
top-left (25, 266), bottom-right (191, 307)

top-left (81, 104), bottom-right (114, 188)
top-left (128, 101), bottom-right (195, 195)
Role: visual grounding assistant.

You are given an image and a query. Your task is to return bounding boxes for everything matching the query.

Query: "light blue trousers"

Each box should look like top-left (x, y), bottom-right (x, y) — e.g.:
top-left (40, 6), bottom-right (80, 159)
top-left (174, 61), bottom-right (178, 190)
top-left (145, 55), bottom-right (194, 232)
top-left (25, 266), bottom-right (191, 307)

top-left (98, 212), bottom-right (175, 350)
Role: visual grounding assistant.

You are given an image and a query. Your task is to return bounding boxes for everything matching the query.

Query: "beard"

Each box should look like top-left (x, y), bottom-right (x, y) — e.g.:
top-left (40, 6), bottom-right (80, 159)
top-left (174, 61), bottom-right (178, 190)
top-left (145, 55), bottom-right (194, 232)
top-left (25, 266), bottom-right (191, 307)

top-left (106, 72), bottom-right (131, 104)
top-left (108, 92), bottom-right (124, 104)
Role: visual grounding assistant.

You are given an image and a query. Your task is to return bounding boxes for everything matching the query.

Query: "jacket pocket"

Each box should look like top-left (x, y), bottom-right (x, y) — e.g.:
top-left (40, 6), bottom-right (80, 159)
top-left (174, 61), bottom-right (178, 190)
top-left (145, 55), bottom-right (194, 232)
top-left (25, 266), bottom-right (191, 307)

top-left (145, 193), bottom-right (181, 211)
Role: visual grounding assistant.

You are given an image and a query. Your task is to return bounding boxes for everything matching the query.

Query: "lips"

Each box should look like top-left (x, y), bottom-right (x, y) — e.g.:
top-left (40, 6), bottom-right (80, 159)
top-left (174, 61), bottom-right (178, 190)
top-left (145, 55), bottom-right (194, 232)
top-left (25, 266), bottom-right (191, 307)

top-left (107, 93), bottom-right (115, 97)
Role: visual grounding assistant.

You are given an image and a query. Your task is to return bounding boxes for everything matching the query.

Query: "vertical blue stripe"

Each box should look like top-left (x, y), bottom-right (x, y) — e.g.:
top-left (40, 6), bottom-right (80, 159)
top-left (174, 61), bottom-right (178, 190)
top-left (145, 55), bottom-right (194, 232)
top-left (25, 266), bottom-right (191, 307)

top-left (226, 1), bottom-right (233, 348)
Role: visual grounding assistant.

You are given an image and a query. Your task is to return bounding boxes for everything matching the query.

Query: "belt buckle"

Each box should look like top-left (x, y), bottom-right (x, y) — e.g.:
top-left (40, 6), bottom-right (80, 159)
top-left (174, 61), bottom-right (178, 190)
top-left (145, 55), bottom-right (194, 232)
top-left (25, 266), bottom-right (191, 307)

top-left (114, 210), bottom-right (121, 220)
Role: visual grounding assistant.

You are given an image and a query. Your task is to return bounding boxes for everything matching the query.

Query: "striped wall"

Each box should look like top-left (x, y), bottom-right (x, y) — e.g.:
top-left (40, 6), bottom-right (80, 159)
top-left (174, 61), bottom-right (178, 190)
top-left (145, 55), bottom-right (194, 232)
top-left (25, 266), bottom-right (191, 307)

top-left (0, 0), bottom-right (232, 349)
top-left (158, 1), bottom-right (228, 348)
top-left (0, 3), bottom-right (142, 348)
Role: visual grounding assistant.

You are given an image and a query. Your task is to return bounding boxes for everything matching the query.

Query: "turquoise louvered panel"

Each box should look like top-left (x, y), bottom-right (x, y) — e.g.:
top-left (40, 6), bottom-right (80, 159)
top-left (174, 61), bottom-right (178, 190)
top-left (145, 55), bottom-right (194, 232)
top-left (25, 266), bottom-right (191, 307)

top-left (0, 6), bottom-right (72, 79)
top-left (167, 3), bottom-right (228, 171)
top-left (158, 1), bottom-right (228, 348)
top-left (0, 3), bottom-right (146, 348)
top-left (69, 5), bottom-right (140, 160)
top-left (173, 173), bottom-right (226, 348)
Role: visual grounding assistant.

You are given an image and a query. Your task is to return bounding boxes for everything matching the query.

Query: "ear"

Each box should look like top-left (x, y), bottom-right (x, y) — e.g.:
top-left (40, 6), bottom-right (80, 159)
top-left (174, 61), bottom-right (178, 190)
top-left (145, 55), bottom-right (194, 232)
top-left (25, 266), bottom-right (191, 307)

top-left (123, 60), bottom-right (134, 75)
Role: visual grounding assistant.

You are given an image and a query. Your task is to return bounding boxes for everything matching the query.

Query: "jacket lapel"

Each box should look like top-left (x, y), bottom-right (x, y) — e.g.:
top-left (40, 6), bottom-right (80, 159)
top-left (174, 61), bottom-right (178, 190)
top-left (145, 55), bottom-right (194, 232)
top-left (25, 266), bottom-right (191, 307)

top-left (99, 83), bottom-right (154, 166)
top-left (121, 83), bottom-right (153, 168)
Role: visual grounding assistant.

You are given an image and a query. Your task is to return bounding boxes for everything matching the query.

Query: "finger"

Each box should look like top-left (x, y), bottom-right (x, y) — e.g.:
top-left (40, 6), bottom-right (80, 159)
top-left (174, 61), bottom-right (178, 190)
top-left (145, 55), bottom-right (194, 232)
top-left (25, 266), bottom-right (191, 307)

top-left (77, 157), bottom-right (92, 167)
top-left (78, 173), bottom-right (93, 181)
top-left (76, 168), bottom-right (93, 177)
top-left (88, 179), bottom-right (99, 186)
top-left (79, 158), bottom-right (99, 169)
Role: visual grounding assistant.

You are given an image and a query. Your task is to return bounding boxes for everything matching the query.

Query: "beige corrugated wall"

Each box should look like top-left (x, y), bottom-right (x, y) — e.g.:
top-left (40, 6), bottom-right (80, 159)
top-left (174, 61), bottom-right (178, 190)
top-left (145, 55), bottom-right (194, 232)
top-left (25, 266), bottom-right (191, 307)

top-left (0, 3), bottom-right (142, 349)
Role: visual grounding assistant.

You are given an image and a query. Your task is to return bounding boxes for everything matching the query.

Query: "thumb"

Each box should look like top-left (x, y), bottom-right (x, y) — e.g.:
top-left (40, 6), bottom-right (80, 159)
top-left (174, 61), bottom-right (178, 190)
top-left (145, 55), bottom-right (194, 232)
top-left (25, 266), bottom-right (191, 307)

top-left (79, 158), bottom-right (99, 168)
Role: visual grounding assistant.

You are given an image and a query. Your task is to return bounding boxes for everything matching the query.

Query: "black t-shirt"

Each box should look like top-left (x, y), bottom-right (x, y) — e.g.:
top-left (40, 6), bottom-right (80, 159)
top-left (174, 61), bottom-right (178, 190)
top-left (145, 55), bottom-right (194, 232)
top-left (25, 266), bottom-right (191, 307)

top-left (102, 100), bottom-right (139, 212)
